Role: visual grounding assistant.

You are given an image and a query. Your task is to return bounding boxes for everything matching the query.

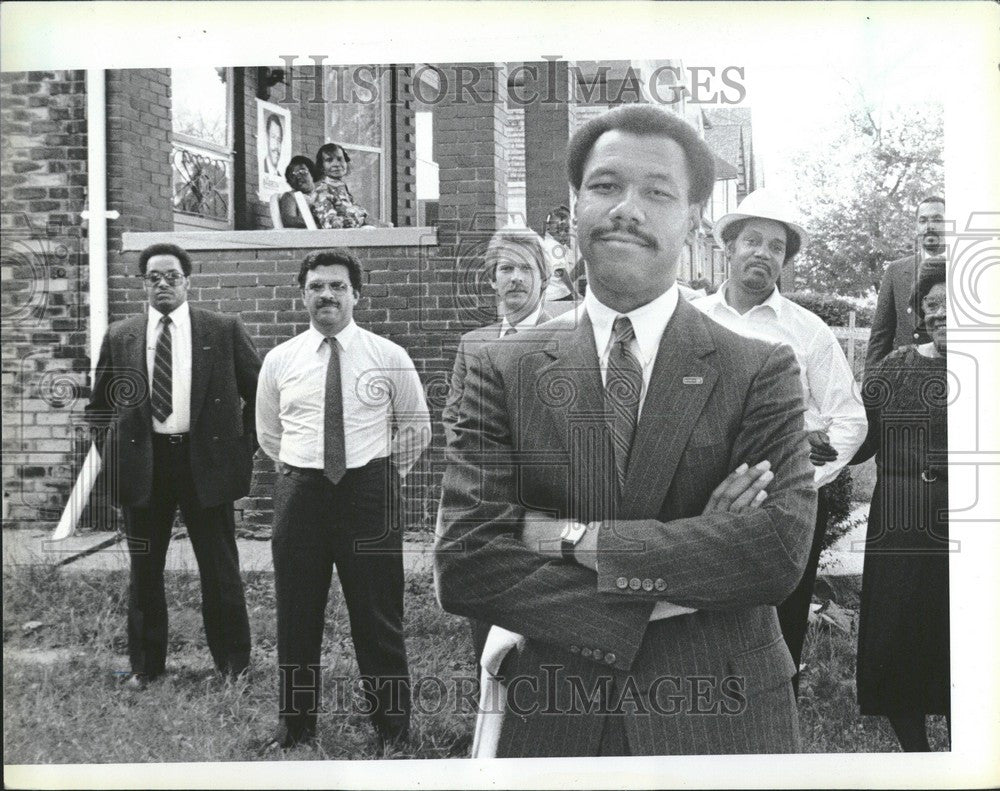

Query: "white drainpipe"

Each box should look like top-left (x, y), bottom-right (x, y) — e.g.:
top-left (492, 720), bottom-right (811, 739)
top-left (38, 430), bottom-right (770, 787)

top-left (52, 69), bottom-right (118, 540)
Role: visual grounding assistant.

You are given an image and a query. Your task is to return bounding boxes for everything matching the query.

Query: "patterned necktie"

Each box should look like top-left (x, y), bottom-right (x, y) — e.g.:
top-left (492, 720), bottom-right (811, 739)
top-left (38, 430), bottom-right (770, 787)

top-left (150, 315), bottom-right (173, 422)
top-left (324, 336), bottom-right (347, 484)
top-left (606, 316), bottom-right (643, 493)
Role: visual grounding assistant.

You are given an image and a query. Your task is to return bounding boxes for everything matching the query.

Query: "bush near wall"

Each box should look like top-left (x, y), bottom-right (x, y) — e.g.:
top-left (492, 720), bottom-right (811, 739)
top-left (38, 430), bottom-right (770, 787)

top-left (821, 467), bottom-right (855, 552)
top-left (785, 291), bottom-right (874, 327)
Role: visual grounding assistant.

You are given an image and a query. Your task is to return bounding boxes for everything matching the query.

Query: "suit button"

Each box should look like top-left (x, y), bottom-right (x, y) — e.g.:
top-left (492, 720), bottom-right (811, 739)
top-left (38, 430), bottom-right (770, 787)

top-left (604, 653), bottom-right (616, 665)
top-left (570, 645), bottom-right (579, 654)
top-left (130, 439), bottom-right (136, 444)
top-left (642, 578), bottom-right (654, 592)
top-left (629, 578), bottom-right (642, 590)
top-left (616, 577), bottom-right (629, 590)
top-left (654, 578), bottom-right (667, 592)
top-left (592, 649), bottom-right (603, 661)
top-left (581, 647), bottom-right (592, 658)
top-left (214, 397), bottom-right (221, 404)
top-left (212, 436), bottom-right (219, 442)
top-left (906, 307), bottom-right (912, 314)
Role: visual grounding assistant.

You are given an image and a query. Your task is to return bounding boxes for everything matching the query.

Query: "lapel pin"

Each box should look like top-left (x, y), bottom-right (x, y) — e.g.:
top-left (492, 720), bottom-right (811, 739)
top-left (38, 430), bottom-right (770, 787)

top-left (682, 376), bottom-right (703, 385)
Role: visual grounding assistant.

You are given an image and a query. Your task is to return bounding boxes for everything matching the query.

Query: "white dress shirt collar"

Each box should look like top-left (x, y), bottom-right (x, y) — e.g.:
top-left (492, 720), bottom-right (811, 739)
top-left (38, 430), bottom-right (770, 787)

top-left (585, 282), bottom-right (679, 364)
top-left (307, 319), bottom-right (360, 352)
top-left (499, 302), bottom-right (544, 337)
top-left (147, 299), bottom-right (190, 331)
top-left (711, 280), bottom-right (785, 319)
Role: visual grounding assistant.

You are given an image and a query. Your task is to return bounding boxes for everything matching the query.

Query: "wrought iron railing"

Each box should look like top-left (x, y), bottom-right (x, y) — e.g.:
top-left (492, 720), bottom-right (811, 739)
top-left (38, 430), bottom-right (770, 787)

top-left (171, 136), bottom-right (233, 228)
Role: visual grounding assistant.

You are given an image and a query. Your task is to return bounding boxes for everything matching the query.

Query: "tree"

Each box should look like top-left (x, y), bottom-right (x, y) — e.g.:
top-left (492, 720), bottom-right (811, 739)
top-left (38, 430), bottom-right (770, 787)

top-left (791, 100), bottom-right (944, 297)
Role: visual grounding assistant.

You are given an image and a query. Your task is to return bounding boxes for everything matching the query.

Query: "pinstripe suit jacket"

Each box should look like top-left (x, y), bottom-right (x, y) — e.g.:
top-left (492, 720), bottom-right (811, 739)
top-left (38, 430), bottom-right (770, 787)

top-left (441, 307), bottom-right (556, 445)
top-left (436, 298), bottom-right (817, 756)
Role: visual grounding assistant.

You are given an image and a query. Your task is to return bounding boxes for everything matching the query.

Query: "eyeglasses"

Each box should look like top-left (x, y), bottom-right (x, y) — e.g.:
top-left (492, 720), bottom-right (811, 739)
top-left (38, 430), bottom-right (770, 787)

top-left (142, 272), bottom-right (186, 286)
top-left (305, 282), bottom-right (352, 294)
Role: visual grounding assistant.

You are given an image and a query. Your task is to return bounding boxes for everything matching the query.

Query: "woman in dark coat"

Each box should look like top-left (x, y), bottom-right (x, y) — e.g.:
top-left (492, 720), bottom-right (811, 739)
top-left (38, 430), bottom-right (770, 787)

top-left (853, 267), bottom-right (950, 751)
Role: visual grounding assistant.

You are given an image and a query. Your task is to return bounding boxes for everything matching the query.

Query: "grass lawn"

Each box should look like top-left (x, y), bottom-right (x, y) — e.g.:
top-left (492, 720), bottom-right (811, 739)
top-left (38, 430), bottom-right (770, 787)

top-left (3, 563), bottom-right (947, 764)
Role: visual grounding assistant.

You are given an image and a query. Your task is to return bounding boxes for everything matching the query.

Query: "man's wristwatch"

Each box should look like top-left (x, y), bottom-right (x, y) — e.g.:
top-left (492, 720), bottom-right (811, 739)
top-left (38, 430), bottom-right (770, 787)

top-left (560, 521), bottom-right (588, 563)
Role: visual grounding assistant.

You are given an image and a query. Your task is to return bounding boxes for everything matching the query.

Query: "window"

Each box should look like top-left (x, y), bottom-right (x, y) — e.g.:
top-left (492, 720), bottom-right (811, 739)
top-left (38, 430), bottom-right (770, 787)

top-left (324, 65), bottom-right (391, 225)
top-left (170, 67), bottom-right (234, 230)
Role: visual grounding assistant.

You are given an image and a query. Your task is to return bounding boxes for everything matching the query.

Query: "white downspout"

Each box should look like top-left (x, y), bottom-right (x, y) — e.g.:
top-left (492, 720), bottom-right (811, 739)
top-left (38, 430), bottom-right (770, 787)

top-left (51, 69), bottom-right (118, 540)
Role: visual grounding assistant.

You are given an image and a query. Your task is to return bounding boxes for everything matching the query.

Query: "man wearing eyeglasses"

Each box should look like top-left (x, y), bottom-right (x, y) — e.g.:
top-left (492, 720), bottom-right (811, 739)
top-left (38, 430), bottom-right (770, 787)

top-left (254, 248), bottom-right (431, 753)
top-left (86, 243), bottom-right (260, 692)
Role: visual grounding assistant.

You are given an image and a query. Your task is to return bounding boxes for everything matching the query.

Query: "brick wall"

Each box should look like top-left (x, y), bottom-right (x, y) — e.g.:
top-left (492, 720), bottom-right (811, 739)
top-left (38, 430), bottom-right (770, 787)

top-left (106, 69), bottom-right (173, 238)
top-left (2, 62), bottom-right (512, 536)
top-left (1, 70), bottom-right (90, 527)
top-left (523, 61), bottom-right (575, 235)
top-left (389, 67), bottom-right (418, 228)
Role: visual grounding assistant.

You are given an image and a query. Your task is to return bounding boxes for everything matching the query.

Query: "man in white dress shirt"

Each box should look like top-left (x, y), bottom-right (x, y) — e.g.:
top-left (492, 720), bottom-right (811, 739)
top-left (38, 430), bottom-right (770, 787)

top-left (255, 248), bottom-right (431, 751)
top-left (692, 189), bottom-right (868, 693)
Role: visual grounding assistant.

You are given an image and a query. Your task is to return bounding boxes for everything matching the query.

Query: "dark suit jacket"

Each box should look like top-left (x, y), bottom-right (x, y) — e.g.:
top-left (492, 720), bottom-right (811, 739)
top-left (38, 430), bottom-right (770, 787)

top-left (435, 298), bottom-right (817, 756)
top-left (86, 306), bottom-right (261, 508)
top-left (866, 254), bottom-right (934, 370)
top-left (441, 307), bottom-right (555, 444)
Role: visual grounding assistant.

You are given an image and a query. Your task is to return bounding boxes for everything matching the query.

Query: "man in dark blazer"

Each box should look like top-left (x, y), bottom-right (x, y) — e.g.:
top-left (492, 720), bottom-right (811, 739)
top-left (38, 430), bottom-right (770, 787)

top-left (435, 105), bottom-right (817, 757)
top-left (441, 226), bottom-right (555, 661)
top-left (86, 243), bottom-right (260, 690)
top-left (442, 226), bottom-right (555, 445)
top-left (865, 196), bottom-right (946, 370)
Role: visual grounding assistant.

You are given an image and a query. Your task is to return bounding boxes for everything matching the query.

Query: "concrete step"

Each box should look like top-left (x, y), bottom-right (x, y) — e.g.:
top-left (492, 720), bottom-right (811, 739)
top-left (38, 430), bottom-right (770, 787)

top-left (2, 528), bottom-right (434, 575)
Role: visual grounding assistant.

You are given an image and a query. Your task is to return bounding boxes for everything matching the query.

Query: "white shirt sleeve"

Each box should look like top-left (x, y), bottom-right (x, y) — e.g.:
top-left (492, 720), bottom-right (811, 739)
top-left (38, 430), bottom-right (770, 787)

top-left (388, 347), bottom-right (432, 477)
top-left (806, 326), bottom-right (868, 488)
top-left (255, 351), bottom-right (283, 463)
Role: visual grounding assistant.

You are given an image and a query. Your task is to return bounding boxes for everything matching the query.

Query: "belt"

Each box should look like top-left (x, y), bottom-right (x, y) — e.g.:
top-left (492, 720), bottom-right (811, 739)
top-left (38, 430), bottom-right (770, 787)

top-left (281, 463), bottom-right (324, 477)
top-left (281, 457), bottom-right (391, 477)
top-left (153, 433), bottom-right (189, 445)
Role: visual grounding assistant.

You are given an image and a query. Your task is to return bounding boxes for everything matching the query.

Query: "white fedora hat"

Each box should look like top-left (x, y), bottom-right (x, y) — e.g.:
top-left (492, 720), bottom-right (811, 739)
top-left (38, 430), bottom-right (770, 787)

top-left (713, 188), bottom-right (810, 258)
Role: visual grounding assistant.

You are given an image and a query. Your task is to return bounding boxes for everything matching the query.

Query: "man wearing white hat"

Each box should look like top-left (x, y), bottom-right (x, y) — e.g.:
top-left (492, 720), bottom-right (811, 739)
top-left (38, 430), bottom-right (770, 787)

top-left (692, 189), bottom-right (868, 694)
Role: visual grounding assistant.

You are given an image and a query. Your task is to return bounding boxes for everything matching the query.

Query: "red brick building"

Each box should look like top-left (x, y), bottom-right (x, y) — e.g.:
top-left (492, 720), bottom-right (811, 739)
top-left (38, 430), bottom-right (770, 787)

top-left (1, 61), bottom-right (752, 535)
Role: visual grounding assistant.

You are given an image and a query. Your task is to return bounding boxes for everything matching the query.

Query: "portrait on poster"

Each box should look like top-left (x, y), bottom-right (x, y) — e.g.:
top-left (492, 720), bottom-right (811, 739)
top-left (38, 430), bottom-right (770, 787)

top-left (258, 99), bottom-right (291, 199)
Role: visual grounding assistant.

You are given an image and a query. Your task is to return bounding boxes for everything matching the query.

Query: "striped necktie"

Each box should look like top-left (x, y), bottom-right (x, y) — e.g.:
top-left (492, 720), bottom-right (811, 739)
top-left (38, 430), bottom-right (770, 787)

top-left (324, 336), bottom-right (347, 484)
top-left (606, 316), bottom-right (642, 493)
top-left (150, 315), bottom-right (173, 422)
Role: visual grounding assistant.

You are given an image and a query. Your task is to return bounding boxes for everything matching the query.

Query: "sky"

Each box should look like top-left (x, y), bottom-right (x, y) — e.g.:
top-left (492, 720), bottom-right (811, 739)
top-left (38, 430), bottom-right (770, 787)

top-left (708, 39), bottom-right (950, 195)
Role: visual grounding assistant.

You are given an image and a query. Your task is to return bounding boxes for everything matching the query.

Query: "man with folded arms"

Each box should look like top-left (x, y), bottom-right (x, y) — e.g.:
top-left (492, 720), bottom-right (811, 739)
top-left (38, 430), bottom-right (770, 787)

top-left (435, 105), bottom-right (816, 757)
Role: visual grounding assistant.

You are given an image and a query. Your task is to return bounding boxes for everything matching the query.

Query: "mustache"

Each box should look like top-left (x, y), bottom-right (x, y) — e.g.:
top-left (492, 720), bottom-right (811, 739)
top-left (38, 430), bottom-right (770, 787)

top-left (590, 223), bottom-right (658, 249)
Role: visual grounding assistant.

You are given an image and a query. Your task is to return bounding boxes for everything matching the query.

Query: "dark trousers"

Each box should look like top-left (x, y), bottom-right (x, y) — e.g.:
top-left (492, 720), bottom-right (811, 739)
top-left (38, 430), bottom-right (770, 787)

top-left (777, 483), bottom-right (831, 696)
top-left (124, 434), bottom-right (251, 678)
top-left (271, 458), bottom-right (410, 741)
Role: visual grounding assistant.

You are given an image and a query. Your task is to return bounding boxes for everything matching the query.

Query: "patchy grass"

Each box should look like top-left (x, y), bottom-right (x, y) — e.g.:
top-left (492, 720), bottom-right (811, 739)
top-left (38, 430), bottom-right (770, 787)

top-left (3, 563), bottom-right (946, 763)
top-left (798, 612), bottom-right (950, 753)
top-left (3, 565), bottom-right (475, 763)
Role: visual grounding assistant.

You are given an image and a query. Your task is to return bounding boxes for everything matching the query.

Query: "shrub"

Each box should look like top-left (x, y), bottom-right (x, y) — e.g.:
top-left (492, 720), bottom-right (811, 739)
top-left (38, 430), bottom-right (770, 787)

top-left (785, 291), bottom-right (874, 327)
top-left (821, 466), bottom-right (855, 552)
